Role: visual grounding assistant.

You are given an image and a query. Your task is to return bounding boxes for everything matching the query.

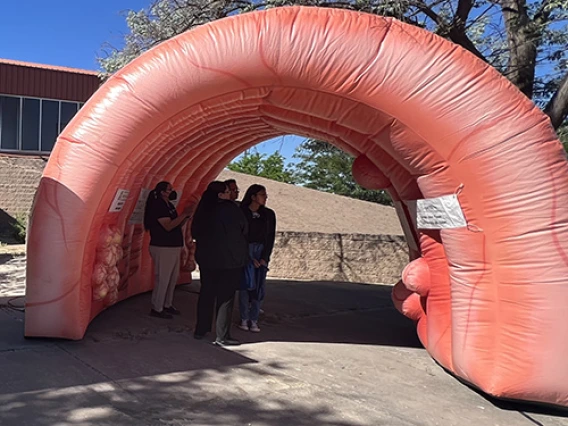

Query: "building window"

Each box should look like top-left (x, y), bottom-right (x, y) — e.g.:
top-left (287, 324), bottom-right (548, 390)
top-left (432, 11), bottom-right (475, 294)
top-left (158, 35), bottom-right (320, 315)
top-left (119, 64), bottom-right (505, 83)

top-left (22, 98), bottom-right (40, 151)
top-left (0, 94), bottom-right (81, 153)
top-left (0, 96), bottom-right (20, 150)
top-left (60, 102), bottom-right (78, 133)
top-left (41, 100), bottom-right (59, 152)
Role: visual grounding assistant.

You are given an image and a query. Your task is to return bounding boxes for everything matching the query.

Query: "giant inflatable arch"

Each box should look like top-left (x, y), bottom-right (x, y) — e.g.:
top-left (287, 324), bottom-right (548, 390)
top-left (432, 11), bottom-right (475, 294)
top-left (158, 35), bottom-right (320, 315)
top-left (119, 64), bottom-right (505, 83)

top-left (25, 6), bottom-right (568, 407)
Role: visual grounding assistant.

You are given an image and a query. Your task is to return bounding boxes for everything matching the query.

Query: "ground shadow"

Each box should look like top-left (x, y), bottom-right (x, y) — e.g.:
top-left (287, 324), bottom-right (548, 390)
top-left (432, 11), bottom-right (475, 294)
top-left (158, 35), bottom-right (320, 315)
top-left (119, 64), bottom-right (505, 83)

top-left (0, 208), bottom-right (20, 245)
top-left (1, 279), bottom-right (418, 388)
top-left (83, 279), bottom-right (422, 351)
top-left (435, 352), bottom-right (568, 421)
top-left (0, 279), bottom-right (423, 425)
top-left (0, 363), bottom-right (366, 425)
top-left (466, 381), bottom-right (568, 421)
top-left (1, 278), bottom-right (566, 424)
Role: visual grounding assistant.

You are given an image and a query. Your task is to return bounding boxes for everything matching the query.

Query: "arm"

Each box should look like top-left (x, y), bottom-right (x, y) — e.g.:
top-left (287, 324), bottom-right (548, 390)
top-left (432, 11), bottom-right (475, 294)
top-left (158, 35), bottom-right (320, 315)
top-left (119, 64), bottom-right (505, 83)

top-left (158, 204), bottom-right (194, 232)
top-left (157, 213), bottom-right (190, 232)
top-left (261, 209), bottom-right (276, 264)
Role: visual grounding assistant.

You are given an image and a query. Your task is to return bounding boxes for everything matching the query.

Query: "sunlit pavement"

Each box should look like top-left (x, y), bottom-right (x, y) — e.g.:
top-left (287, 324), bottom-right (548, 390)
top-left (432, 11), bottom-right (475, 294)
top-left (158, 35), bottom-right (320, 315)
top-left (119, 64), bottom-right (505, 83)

top-left (0, 276), bottom-right (567, 425)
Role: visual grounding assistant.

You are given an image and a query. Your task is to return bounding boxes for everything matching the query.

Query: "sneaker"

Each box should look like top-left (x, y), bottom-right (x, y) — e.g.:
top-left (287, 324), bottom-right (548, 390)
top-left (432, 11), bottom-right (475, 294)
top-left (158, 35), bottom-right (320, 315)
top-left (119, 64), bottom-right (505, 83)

top-left (149, 309), bottom-right (173, 319)
top-left (164, 306), bottom-right (181, 315)
top-left (249, 322), bottom-right (260, 333)
top-left (237, 320), bottom-right (249, 331)
top-left (213, 338), bottom-right (241, 347)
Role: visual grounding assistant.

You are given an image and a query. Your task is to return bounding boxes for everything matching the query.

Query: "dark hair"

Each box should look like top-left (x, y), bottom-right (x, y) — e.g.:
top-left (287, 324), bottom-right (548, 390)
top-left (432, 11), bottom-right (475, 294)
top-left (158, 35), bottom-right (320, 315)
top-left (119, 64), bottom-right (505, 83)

top-left (241, 184), bottom-right (266, 210)
top-left (204, 181), bottom-right (228, 203)
top-left (143, 181), bottom-right (170, 231)
top-left (192, 181), bottom-right (228, 231)
top-left (224, 179), bottom-right (237, 186)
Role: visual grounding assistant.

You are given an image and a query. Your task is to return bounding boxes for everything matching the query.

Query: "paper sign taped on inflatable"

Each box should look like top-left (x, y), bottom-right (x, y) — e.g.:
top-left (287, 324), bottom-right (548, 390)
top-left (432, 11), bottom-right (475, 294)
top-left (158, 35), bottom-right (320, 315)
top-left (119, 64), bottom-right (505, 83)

top-left (109, 189), bottom-right (130, 213)
top-left (129, 188), bottom-right (151, 224)
top-left (416, 194), bottom-right (467, 229)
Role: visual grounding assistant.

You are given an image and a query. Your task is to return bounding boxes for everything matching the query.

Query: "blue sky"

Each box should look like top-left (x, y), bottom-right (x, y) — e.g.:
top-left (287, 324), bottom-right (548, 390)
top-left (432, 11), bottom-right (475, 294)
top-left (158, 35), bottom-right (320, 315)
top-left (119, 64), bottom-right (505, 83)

top-left (0, 0), bottom-right (303, 163)
top-left (0, 1), bottom-right (147, 70)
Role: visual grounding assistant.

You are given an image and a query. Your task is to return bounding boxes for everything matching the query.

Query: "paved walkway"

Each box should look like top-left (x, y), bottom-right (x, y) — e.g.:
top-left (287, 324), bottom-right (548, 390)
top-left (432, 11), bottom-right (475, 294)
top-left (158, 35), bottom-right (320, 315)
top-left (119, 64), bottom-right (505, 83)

top-left (0, 254), bottom-right (567, 425)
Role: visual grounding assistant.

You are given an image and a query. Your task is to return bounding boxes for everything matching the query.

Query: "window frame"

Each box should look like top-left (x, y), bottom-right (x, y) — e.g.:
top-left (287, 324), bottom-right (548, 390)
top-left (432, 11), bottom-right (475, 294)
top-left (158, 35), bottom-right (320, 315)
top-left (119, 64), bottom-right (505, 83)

top-left (0, 93), bottom-right (82, 155)
top-left (0, 95), bottom-right (22, 151)
top-left (21, 97), bottom-right (41, 152)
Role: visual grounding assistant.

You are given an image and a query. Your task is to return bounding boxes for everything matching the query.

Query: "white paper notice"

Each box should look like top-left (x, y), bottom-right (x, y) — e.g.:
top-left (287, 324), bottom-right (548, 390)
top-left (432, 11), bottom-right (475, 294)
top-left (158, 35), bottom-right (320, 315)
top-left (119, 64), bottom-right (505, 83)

top-left (129, 188), bottom-right (150, 224)
top-left (109, 189), bottom-right (130, 213)
top-left (416, 194), bottom-right (466, 229)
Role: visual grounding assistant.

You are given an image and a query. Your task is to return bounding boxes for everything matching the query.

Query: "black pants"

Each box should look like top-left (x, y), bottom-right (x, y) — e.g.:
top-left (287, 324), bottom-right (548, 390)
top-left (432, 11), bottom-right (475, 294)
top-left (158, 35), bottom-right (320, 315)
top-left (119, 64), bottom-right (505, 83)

top-left (195, 267), bottom-right (242, 340)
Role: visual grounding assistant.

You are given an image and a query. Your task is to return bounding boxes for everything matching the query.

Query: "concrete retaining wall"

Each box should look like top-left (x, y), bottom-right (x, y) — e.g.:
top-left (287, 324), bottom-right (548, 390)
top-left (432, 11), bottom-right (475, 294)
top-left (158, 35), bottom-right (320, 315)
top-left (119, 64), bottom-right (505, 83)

top-left (268, 231), bottom-right (408, 284)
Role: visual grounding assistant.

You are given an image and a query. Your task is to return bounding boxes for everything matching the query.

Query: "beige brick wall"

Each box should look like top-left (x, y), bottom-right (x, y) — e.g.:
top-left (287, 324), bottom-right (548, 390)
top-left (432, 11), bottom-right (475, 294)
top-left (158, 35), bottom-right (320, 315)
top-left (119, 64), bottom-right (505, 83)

top-left (0, 156), bottom-right (46, 216)
top-left (269, 232), bottom-right (408, 284)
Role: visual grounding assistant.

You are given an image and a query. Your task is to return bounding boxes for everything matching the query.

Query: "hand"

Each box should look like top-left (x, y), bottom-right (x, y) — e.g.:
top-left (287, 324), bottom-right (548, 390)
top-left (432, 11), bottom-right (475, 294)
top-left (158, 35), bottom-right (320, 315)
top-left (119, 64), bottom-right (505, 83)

top-left (252, 259), bottom-right (261, 268)
top-left (259, 259), bottom-right (267, 267)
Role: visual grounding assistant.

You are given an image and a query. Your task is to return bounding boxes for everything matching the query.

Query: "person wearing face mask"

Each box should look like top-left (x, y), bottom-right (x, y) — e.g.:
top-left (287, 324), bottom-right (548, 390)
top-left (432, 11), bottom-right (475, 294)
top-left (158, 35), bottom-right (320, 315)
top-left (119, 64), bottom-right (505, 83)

top-left (144, 181), bottom-right (194, 319)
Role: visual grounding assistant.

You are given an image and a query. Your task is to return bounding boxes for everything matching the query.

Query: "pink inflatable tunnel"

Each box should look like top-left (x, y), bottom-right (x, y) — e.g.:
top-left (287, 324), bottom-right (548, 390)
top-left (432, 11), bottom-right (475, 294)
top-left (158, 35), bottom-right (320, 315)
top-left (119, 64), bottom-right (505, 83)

top-left (25, 6), bottom-right (568, 407)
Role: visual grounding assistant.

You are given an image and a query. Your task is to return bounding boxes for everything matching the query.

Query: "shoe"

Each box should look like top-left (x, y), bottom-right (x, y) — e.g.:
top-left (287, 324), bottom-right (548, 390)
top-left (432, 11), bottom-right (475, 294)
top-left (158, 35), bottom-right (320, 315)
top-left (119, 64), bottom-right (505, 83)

top-left (213, 338), bottom-right (241, 347)
top-left (249, 322), bottom-right (260, 333)
top-left (149, 309), bottom-right (173, 319)
top-left (237, 320), bottom-right (249, 331)
top-left (164, 306), bottom-right (181, 315)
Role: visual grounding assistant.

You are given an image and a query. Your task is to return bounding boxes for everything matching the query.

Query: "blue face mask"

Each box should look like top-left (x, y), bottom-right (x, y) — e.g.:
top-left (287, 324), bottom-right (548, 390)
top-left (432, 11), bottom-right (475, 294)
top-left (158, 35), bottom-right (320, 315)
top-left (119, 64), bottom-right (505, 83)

top-left (168, 190), bottom-right (177, 201)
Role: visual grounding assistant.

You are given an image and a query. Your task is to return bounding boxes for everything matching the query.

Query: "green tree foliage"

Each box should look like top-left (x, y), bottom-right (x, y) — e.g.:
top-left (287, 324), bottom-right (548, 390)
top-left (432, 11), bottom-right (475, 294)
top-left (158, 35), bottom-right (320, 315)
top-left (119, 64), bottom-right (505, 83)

top-left (294, 140), bottom-right (393, 205)
top-left (559, 125), bottom-right (568, 151)
top-left (228, 151), bottom-right (296, 183)
top-left (99, 0), bottom-right (568, 131)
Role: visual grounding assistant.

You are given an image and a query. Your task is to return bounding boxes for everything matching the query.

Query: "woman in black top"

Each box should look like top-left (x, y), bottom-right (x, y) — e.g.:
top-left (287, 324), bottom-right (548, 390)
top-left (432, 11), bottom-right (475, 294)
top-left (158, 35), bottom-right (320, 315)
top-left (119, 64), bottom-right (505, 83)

top-left (144, 181), bottom-right (193, 319)
top-left (191, 181), bottom-right (249, 346)
top-left (238, 184), bottom-right (276, 333)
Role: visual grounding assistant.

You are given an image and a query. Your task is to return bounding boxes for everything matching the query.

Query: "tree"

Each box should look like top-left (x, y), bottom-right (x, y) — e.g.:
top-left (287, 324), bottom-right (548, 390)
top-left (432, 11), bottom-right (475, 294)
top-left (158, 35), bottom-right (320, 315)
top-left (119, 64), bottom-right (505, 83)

top-left (294, 139), bottom-right (393, 205)
top-left (99, 0), bottom-right (567, 132)
top-left (228, 151), bottom-right (296, 183)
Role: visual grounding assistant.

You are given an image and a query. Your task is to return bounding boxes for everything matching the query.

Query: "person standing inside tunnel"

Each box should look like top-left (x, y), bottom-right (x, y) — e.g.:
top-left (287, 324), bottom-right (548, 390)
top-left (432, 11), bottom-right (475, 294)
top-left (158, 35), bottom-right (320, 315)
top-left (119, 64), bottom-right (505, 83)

top-left (238, 184), bottom-right (276, 333)
top-left (144, 181), bottom-right (194, 319)
top-left (225, 179), bottom-right (240, 204)
top-left (192, 181), bottom-right (249, 346)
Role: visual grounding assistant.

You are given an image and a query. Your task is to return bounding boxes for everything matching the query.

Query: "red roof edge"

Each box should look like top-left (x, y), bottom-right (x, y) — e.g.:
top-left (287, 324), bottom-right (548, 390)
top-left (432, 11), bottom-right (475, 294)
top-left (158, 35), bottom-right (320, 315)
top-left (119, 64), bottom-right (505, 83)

top-left (0, 58), bottom-right (100, 76)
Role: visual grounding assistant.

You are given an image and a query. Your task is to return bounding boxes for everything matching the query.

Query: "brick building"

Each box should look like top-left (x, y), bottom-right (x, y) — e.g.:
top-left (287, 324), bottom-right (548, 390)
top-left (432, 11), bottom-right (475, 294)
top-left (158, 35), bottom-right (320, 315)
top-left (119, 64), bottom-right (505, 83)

top-left (0, 59), bottom-right (101, 241)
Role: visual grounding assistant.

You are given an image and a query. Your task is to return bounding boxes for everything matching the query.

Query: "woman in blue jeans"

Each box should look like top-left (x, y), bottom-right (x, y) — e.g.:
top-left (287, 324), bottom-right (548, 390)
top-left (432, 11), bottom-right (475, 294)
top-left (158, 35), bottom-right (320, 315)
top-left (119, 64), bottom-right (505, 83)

top-left (238, 184), bottom-right (276, 333)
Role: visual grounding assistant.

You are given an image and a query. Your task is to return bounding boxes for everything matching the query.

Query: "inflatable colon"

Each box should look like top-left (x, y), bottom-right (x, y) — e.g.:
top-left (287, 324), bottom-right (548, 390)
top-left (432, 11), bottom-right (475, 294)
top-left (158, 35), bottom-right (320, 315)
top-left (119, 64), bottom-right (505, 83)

top-left (25, 6), bottom-right (568, 408)
top-left (90, 226), bottom-right (123, 306)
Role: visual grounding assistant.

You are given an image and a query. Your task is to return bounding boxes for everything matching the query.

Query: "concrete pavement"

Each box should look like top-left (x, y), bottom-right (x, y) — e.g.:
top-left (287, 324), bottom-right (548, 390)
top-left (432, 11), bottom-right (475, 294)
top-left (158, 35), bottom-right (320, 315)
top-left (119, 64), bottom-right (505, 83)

top-left (0, 258), bottom-right (567, 425)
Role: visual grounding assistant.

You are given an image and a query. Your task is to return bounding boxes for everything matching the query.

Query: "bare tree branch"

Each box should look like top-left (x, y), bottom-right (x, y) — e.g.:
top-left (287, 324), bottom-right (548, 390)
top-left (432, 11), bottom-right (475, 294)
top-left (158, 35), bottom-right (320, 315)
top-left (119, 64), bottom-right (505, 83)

top-left (533, 0), bottom-right (553, 25)
top-left (407, 0), bottom-right (446, 25)
top-left (455, 0), bottom-right (473, 24)
top-left (411, 0), bottom-right (489, 62)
